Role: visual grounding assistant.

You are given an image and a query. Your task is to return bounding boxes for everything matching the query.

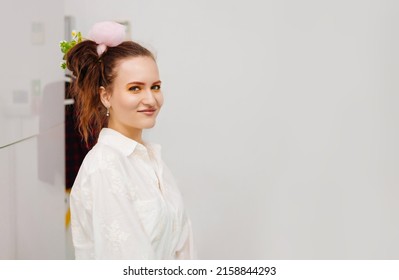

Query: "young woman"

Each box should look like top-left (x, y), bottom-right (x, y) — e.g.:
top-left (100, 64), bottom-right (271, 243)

top-left (67, 21), bottom-right (194, 259)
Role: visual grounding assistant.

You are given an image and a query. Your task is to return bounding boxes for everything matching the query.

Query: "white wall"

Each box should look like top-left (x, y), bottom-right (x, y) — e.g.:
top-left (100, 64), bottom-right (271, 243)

top-left (65, 0), bottom-right (399, 259)
top-left (0, 0), bottom-right (65, 147)
top-left (0, 0), bottom-right (66, 259)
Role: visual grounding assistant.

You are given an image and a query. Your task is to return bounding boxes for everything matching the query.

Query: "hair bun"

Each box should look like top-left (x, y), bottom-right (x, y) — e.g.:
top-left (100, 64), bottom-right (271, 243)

top-left (87, 21), bottom-right (126, 56)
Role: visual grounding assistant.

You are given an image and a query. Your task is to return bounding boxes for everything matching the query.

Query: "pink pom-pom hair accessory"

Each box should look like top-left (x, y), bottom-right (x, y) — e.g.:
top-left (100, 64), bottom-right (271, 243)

top-left (87, 21), bottom-right (126, 56)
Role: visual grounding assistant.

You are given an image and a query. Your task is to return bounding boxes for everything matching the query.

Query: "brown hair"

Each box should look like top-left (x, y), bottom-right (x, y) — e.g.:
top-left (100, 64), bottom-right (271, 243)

top-left (66, 40), bottom-right (154, 146)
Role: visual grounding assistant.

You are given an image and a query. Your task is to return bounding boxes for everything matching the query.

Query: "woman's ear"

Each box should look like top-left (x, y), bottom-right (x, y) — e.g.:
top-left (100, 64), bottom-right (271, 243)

top-left (99, 86), bottom-right (111, 108)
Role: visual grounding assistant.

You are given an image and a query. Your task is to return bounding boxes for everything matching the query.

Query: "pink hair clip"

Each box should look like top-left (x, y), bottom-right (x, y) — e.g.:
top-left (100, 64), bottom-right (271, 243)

top-left (87, 21), bottom-right (126, 56)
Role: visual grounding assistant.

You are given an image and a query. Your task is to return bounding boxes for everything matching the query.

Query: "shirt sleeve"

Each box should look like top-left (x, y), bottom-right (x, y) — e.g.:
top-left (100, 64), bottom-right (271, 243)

top-left (70, 169), bottom-right (154, 259)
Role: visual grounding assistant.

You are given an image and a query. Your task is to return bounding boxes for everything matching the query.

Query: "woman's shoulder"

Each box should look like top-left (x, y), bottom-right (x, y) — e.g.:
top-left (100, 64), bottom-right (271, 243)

top-left (72, 142), bottom-right (126, 190)
top-left (79, 142), bottom-right (124, 174)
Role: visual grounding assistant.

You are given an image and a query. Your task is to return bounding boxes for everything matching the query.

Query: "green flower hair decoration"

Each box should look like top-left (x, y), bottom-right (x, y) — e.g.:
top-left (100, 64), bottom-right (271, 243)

top-left (59, 30), bottom-right (83, 69)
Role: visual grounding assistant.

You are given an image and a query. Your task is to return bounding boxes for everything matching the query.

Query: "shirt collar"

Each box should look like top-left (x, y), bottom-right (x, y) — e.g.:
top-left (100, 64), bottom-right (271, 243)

top-left (97, 128), bottom-right (161, 158)
top-left (97, 128), bottom-right (140, 157)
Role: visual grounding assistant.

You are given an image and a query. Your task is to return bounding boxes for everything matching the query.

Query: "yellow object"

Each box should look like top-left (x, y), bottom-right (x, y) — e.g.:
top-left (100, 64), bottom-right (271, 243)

top-left (65, 208), bottom-right (71, 228)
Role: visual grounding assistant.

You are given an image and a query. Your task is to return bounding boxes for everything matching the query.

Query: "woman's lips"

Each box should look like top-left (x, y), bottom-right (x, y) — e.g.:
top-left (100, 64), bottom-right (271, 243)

top-left (138, 109), bottom-right (156, 115)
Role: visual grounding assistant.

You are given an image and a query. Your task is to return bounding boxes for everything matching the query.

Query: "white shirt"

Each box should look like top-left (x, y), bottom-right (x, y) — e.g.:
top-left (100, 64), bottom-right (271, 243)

top-left (70, 128), bottom-right (195, 259)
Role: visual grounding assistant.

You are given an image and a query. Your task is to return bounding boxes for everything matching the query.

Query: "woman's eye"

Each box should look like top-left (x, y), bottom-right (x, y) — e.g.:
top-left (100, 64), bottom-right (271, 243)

top-left (129, 86), bottom-right (141, 92)
top-left (151, 85), bottom-right (161, 91)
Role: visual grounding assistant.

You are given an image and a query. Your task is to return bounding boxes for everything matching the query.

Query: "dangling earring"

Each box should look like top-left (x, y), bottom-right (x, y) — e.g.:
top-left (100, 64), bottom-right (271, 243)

top-left (106, 107), bottom-right (110, 117)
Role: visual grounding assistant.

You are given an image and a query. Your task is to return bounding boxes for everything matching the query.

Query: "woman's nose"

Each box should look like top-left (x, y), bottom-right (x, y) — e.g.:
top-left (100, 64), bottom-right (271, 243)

top-left (142, 89), bottom-right (156, 106)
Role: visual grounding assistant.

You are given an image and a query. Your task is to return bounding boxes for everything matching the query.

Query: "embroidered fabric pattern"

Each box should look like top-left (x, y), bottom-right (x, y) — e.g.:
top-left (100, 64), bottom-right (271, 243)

top-left (103, 220), bottom-right (130, 253)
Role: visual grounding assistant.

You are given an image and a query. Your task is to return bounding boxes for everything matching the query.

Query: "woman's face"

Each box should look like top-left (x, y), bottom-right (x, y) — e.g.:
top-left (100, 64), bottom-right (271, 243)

top-left (102, 56), bottom-right (163, 139)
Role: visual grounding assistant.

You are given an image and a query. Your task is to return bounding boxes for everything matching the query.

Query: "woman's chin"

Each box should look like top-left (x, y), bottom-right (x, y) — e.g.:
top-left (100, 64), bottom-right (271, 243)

top-left (141, 120), bottom-right (157, 129)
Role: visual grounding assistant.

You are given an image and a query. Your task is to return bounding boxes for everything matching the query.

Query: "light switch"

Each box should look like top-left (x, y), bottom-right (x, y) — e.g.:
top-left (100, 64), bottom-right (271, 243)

top-left (31, 22), bottom-right (45, 45)
top-left (31, 79), bottom-right (41, 97)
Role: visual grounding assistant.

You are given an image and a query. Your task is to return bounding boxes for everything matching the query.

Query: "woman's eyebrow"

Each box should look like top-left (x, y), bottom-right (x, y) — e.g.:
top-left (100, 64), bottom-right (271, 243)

top-left (127, 80), bottom-right (162, 85)
top-left (127, 81), bottom-right (145, 85)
